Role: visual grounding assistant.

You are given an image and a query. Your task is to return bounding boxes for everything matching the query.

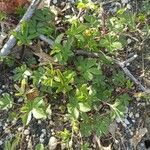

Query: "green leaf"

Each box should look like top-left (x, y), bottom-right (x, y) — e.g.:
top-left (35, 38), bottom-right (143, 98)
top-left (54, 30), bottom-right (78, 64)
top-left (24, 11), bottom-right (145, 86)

top-left (32, 108), bottom-right (47, 119)
top-left (80, 122), bottom-right (92, 137)
top-left (94, 116), bottom-right (111, 136)
top-left (21, 97), bottom-right (47, 125)
top-left (110, 94), bottom-right (131, 120)
top-left (0, 93), bottom-right (13, 110)
top-left (21, 111), bottom-right (32, 125)
top-left (112, 42), bottom-right (122, 50)
top-left (79, 102), bottom-right (91, 112)
top-left (35, 144), bottom-right (45, 150)
top-left (55, 33), bottom-right (64, 44)
top-left (76, 57), bottom-right (100, 81)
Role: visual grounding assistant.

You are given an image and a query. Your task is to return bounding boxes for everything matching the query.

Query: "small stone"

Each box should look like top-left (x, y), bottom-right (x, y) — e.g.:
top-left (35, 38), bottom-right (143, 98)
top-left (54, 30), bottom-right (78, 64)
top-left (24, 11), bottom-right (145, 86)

top-left (129, 112), bottom-right (133, 118)
top-left (4, 123), bottom-right (8, 127)
top-left (38, 120), bottom-right (41, 124)
top-left (135, 113), bottom-right (139, 118)
top-left (12, 119), bottom-right (17, 124)
top-left (0, 140), bottom-right (3, 145)
top-left (48, 136), bottom-right (58, 150)
top-left (140, 103), bottom-right (146, 106)
top-left (126, 4), bottom-right (131, 9)
top-left (24, 129), bottom-right (30, 135)
top-left (115, 139), bottom-right (119, 144)
top-left (121, 0), bottom-right (128, 4)
top-left (61, 143), bottom-right (66, 150)
top-left (127, 38), bottom-right (132, 44)
top-left (18, 97), bottom-right (23, 103)
top-left (40, 138), bottom-right (44, 143)
top-left (140, 143), bottom-right (145, 147)
top-left (0, 89), bottom-right (3, 94)
top-left (5, 128), bottom-right (11, 134)
top-left (0, 122), bottom-right (2, 127)
top-left (40, 134), bottom-right (45, 138)
top-left (130, 131), bottom-right (133, 136)
top-left (2, 85), bottom-right (5, 89)
top-left (132, 119), bottom-right (135, 123)
top-left (124, 119), bottom-right (130, 125)
top-left (116, 117), bottom-right (121, 123)
top-left (122, 122), bottom-right (127, 127)
top-left (53, 0), bottom-right (57, 4)
top-left (42, 129), bottom-right (46, 134)
top-left (18, 127), bottom-right (23, 132)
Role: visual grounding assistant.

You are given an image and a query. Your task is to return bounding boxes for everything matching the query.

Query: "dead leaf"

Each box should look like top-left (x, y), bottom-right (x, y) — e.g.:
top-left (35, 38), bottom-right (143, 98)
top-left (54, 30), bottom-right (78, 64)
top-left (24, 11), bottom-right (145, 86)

top-left (93, 135), bottom-right (112, 150)
top-left (26, 88), bottom-right (39, 100)
top-left (109, 121), bottom-right (117, 138)
top-left (0, 0), bottom-right (28, 14)
top-left (30, 44), bottom-right (60, 66)
top-left (131, 128), bottom-right (148, 149)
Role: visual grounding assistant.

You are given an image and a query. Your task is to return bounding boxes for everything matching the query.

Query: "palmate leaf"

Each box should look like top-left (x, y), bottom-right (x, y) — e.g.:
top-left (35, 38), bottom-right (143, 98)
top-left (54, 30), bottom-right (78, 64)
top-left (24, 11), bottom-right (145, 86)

top-left (76, 57), bottom-right (101, 81)
top-left (21, 97), bottom-right (47, 125)
top-left (99, 34), bottom-right (122, 52)
top-left (67, 96), bottom-right (79, 119)
top-left (94, 116), bottom-right (111, 136)
top-left (13, 64), bottom-right (32, 82)
top-left (35, 144), bottom-right (45, 150)
top-left (0, 93), bottom-right (13, 110)
top-left (110, 94), bottom-right (131, 120)
top-left (51, 37), bottom-right (74, 64)
top-left (22, 111), bottom-right (32, 125)
top-left (78, 102), bottom-right (91, 112)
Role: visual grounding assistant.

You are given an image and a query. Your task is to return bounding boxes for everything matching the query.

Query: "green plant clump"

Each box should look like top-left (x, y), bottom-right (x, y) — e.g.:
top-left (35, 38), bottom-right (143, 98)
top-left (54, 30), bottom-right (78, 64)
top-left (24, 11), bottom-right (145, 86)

top-left (1, 0), bottom-right (150, 149)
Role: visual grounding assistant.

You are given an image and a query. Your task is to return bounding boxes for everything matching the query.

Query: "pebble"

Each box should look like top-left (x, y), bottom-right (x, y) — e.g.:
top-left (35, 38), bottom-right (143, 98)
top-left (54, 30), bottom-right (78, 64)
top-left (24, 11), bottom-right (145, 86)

top-left (0, 140), bottom-right (3, 145)
top-left (0, 122), bottom-right (2, 127)
top-left (38, 120), bottom-right (41, 124)
top-left (129, 112), bottom-right (133, 118)
top-left (18, 127), bottom-right (23, 132)
top-left (0, 89), bottom-right (3, 94)
top-left (122, 122), bottom-right (127, 127)
top-left (4, 123), bottom-right (8, 127)
top-left (126, 4), bottom-right (131, 9)
top-left (18, 97), bottom-right (23, 103)
top-left (48, 136), bottom-right (58, 150)
top-left (2, 85), bottom-right (5, 89)
top-left (53, 0), bottom-right (57, 4)
top-left (130, 131), bottom-right (133, 136)
top-left (12, 119), bottom-right (17, 124)
top-left (41, 129), bottom-right (46, 134)
top-left (40, 133), bottom-right (45, 138)
top-left (124, 119), bottom-right (130, 125)
top-left (116, 117), bottom-right (121, 123)
top-left (24, 129), bottom-right (30, 135)
top-left (135, 113), bottom-right (140, 118)
top-left (121, 0), bottom-right (128, 4)
top-left (127, 38), bottom-right (132, 44)
top-left (115, 139), bottom-right (119, 144)
top-left (5, 128), bottom-right (11, 134)
top-left (40, 138), bottom-right (44, 143)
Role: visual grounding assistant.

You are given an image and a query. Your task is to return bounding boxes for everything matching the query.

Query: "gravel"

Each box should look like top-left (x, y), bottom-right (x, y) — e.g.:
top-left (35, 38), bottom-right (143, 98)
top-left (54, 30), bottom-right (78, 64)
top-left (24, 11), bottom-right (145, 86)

top-left (48, 136), bottom-right (58, 150)
top-left (24, 129), bottom-right (30, 135)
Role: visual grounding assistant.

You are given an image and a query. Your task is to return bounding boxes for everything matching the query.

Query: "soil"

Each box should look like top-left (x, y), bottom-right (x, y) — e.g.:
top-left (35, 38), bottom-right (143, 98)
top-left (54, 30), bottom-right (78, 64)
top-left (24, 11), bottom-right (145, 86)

top-left (0, 0), bottom-right (150, 150)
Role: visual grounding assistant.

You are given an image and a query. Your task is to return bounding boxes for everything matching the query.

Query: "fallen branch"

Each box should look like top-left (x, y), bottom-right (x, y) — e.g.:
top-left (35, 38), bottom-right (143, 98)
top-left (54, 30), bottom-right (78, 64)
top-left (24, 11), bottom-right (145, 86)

top-left (39, 35), bottom-right (54, 47)
top-left (37, 35), bottom-right (146, 91)
top-left (0, 0), bottom-right (42, 56)
top-left (76, 50), bottom-right (146, 92)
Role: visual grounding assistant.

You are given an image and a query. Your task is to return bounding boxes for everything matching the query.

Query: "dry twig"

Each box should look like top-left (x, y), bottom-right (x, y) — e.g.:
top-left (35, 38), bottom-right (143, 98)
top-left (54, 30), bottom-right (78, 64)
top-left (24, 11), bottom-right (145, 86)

top-left (0, 0), bottom-right (42, 56)
top-left (38, 34), bottom-right (147, 91)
